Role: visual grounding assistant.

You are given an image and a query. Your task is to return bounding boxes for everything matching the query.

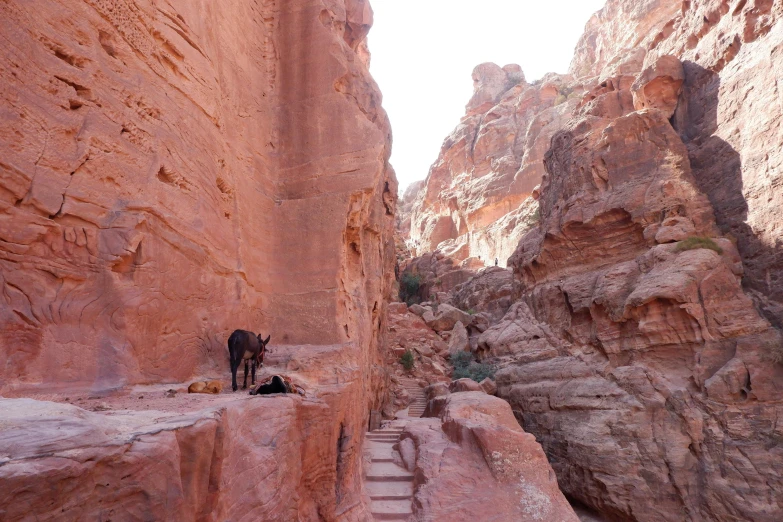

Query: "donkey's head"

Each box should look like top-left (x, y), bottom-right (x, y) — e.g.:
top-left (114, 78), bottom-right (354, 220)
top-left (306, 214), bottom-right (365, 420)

top-left (256, 334), bottom-right (271, 364)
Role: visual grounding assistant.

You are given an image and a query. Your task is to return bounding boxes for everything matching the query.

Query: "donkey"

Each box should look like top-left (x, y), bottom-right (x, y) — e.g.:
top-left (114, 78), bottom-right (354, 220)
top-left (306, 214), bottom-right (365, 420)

top-left (227, 330), bottom-right (271, 392)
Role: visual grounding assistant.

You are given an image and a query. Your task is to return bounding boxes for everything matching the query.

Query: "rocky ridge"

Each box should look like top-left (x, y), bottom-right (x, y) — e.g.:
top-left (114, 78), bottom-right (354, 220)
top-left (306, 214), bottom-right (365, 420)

top-left (402, 0), bottom-right (783, 520)
top-left (405, 63), bottom-right (581, 267)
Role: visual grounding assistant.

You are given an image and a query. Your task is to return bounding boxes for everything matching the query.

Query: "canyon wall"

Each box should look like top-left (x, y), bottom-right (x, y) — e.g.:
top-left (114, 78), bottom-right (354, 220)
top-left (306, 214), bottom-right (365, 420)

top-left (407, 0), bottom-right (783, 520)
top-left (407, 64), bottom-right (575, 267)
top-left (0, 0), bottom-right (394, 396)
top-left (0, 0), bottom-right (395, 519)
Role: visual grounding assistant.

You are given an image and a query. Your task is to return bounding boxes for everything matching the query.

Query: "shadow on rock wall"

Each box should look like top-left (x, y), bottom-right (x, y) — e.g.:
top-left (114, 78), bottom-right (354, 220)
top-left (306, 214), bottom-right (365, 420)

top-left (675, 61), bottom-right (783, 329)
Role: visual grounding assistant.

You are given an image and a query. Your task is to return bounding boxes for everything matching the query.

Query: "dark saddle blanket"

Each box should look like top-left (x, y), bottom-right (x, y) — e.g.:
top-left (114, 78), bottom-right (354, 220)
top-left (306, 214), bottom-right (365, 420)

top-left (249, 375), bottom-right (306, 396)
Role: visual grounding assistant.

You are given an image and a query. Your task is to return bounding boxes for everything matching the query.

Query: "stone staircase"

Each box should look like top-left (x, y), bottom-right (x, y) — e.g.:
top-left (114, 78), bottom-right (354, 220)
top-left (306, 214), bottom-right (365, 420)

top-left (366, 422), bottom-right (414, 520)
top-left (399, 378), bottom-right (426, 418)
top-left (363, 379), bottom-right (428, 520)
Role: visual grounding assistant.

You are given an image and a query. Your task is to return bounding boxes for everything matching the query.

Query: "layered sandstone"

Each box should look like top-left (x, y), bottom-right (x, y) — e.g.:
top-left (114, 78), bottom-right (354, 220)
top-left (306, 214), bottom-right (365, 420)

top-left (573, 0), bottom-right (783, 330)
top-left (402, 1), bottom-right (783, 520)
top-left (401, 391), bottom-right (579, 522)
top-left (491, 49), bottom-right (782, 522)
top-left (0, 0), bottom-right (394, 391)
top-left (1, 0), bottom-right (395, 519)
top-left (407, 64), bottom-right (576, 267)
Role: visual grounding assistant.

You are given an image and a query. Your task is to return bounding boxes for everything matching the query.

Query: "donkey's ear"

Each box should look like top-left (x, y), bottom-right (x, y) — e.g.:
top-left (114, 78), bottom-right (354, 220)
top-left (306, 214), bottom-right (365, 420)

top-left (264, 335), bottom-right (271, 345)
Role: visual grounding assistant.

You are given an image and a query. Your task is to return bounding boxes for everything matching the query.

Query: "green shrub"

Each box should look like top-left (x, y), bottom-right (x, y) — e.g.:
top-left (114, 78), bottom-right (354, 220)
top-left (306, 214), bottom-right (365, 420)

top-left (467, 308), bottom-right (477, 316)
top-left (450, 351), bottom-right (473, 371)
top-left (675, 236), bottom-right (723, 255)
top-left (399, 272), bottom-right (422, 304)
top-left (531, 208), bottom-right (541, 222)
top-left (772, 343), bottom-right (783, 365)
top-left (399, 349), bottom-right (415, 371)
top-left (553, 93), bottom-right (567, 106)
top-left (449, 351), bottom-right (496, 383)
top-left (453, 363), bottom-right (496, 383)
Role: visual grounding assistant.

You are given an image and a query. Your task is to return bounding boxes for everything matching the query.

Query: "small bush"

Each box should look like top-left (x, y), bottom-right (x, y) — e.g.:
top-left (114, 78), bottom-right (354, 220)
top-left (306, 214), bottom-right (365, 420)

top-left (553, 93), bottom-right (567, 106)
top-left (399, 349), bottom-right (415, 371)
top-left (450, 351), bottom-right (473, 371)
top-left (772, 343), bottom-right (783, 365)
top-left (531, 208), bottom-right (541, 222)
top-left (399, 272), bottom-right (422, 304)
top-left (453, 363), bottom-right (496, 383)
top-left (467, 308), bottom-right (477, 316)
top-left (449, 351), bottom-right (496, 383)
top-left (675, 236), bottom-right (723, 255)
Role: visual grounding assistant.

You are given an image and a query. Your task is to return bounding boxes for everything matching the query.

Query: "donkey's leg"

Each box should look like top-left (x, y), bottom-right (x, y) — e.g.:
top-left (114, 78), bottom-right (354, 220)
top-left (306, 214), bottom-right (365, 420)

top-left (243, 360), bottom-right (249, 389)
top-left (231, 358), bottom-right (239, 392)
top-left (251, 358), bottom-right (257, 385)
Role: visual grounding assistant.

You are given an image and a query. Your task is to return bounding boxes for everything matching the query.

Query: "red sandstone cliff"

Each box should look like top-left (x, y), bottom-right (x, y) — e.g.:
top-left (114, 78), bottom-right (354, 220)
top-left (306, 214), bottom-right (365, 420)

top-left (0, 0), bottom-right (395, 519)
top-left (407, 64), bottom-right (576, 267)
top-left (405, 0), bottom-right (783, 520)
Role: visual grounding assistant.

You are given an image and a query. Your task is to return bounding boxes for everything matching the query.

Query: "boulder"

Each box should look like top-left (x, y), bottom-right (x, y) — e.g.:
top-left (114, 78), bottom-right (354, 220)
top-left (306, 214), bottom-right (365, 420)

top-left (631, 55), bottom-right (684, 118)
top-left (447, 321), bottom-right (470, 354)
top-left (449, 378), bottom-right (483, 393)
top-left (397, 437), bottom-right (416, 472)
top-left (426, 304), bottom-right (473, 333)
top-left (424, 382), bottom-right (451, 401)
top-left (400, 393), bottom-right (579, 521)
top-left (479, 378), bottom-right (497, 395)
top-left (408, 304), bottom-right (428, 317)
top-left (388, 302), bottom-right (409, 314)
top-left (654, 216), bottom-right (696, 244)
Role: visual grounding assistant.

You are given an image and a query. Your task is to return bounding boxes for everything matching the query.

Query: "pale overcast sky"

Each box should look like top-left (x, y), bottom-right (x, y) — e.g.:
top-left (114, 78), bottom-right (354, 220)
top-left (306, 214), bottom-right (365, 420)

top-left (368, 0), bottom-right (607, 192)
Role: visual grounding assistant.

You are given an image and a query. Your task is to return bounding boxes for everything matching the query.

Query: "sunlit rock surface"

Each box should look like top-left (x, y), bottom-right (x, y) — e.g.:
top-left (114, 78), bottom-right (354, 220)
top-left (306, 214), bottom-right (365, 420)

top-left (0, 0), bottom-right (395, 519)
top-left (404, 1), bottom-right (783, 520)
top-left (403, 391), bottom-right (579, 522)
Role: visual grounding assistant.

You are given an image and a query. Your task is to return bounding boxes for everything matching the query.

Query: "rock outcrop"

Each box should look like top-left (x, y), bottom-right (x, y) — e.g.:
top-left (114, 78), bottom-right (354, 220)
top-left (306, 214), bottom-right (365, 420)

top-left (403, 1), bottom-right (783, 520)
top-left (1, 341), bottom-right (388, 521)
top-left (489, 49), bottom-right (782, 522)
top-left (574, 0), bottom-right (783, 330)
top-left (1, 0), bottom-right (395, 519)
top-left (402, 391), bottom-right (579, 522)
top-left (0, 0), bottom-right (394, 391)
top-left (407, 63), bottom-right (577, 266)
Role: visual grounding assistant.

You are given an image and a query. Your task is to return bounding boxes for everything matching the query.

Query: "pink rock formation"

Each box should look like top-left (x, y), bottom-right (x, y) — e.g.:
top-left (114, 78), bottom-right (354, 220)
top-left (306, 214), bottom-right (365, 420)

top-left (405, 2), bottom-right (783, 518)
top-left (400, 250), bottom-right (476, 302)
top-left (575, 0), bottom-right (783, 330)
top-left (407, 64), bottom-right (575, 266)
top-left (0, 0), bottom-right (395, 519)
top-left (0, 0), bottom-right (394, 391)
top-left (384, 301), bottom-right (450, 409)
top-left (0, 340), bottom-right (388, 521)
top-left (402, 392), bottom-right (579, 521)
top-left (493, 52), bottom-right (783, 521)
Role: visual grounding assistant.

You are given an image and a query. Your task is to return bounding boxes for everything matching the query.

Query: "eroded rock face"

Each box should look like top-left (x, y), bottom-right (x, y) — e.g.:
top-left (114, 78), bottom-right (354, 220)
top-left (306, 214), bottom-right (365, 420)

top-left (450, 266), bottom-right (519, 323)
top-left (0, 378), bottom-right (368, 521)
top-left (384, 302), bottom-right (450, 411)
top-left (494, 53), bottom-right (783, 521)
top-left (0, 0), bottom-right (394, 392)
top-left (407, 64), bottom-right (575, 266)
top-left (397, 1), bottom-right (783, 521)
top-left (574, 0), bottom-right (783, 330)
top-left (403, 392), bottom-right (579, 522)
top-left (0, 0), bottom-right (395, 519)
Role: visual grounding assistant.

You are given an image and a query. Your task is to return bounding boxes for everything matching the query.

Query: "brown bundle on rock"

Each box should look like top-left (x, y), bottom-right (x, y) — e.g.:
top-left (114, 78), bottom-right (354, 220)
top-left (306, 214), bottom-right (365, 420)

top-left (187, 380), bottom-right (223, 394)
